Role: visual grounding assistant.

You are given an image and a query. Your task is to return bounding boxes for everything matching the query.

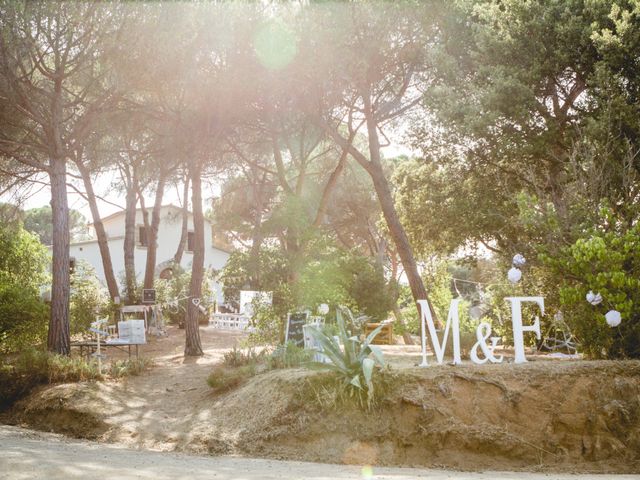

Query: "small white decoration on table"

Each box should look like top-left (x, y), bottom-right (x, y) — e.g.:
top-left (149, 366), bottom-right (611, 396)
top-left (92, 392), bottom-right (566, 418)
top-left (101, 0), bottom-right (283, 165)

top-left (512, 254), bottom-right (526, 267)
top-left (318, 303), bottom-right (329, 315)
top-left (508, 267), bottom-right (522, 284)
top-left (605, 310), bottom-right (621, 327)
top-left (586, 291), bottom-right (603, 306)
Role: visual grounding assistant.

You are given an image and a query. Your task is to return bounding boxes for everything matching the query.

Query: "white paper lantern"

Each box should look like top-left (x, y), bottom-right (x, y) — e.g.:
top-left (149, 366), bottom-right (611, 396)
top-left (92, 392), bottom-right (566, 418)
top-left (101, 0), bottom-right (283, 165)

top-left (605, 310), bottom-right (622, 328)
top-left (512, 254), bottom-right (526, 267)
top-left (507, 267), bottom-right (522, 284)
top-left (586, 291), bottom-right (603, 306)
top-left (318, 303), bottom-right (329, 315)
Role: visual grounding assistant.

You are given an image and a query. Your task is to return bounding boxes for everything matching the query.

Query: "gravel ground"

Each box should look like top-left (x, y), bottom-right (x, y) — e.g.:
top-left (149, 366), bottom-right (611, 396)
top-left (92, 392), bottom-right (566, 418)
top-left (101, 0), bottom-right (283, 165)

top-left (1, 426), bottom-right (638, 480)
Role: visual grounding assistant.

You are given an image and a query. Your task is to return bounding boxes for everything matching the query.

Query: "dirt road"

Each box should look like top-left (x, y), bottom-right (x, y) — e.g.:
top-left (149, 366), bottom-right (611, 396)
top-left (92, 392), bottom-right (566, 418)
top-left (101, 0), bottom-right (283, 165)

top-left (2, 425), bottom-right (638, 480)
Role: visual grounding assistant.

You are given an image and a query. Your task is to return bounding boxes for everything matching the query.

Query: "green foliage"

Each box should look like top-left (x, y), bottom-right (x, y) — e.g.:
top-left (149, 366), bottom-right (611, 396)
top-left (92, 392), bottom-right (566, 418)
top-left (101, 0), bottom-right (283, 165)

top-left (0, 224), bottom-right (49, 353)
top-left (106, 358), bottom-right (152, 378)
top-left (23, 206), bottom-right (89, 245)
top-left (268, 342), bottom-right (313, 369)
top-left (70, 261), bottom-right (109, 336)
top-left (297, 368), bottom-right (401, 411)
top-left (207, 364), bottom-right (257, 393)
top-left (206, 343), bottom-right (319, 394)
top-left (222, 346), bottom-right (267, 368)
top-left (152, 265), bottom-right (215, 325)
top-left (543, 217), bottom-right (640, 359)
top-left (153, 266), bottom-right (192, 324)
top-left (245, 297), bottom-right (286, 346)
top-left (398, 259), bottom-right (475, 337)
top-left (337, 255), bottom-right (394, 323)
top-left (306, 307), bottom-right (385, 409)
top-left (397, 0), bottom-right (640, 359)
top-left (223, 243), bottom-right (395, 346)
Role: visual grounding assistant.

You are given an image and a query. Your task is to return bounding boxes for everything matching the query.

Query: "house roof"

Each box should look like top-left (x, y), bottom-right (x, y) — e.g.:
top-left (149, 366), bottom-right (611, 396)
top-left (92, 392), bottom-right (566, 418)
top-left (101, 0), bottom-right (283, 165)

top-left (77, 204), bottom-right (233, 253)
top-left (95, 204), bottom-right (186, 225)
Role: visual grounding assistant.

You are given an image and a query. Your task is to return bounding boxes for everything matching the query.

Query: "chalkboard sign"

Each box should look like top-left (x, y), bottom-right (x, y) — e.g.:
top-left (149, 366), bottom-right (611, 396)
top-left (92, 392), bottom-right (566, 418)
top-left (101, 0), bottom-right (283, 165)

top-left (285, 312), bottom-right (309, 347)
top-left (142, 289), bottom-right (156, 304)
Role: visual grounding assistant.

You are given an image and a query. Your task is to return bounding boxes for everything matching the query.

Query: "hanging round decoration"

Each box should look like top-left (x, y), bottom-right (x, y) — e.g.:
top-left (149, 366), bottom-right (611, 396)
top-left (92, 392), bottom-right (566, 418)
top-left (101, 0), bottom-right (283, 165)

top-left (512, 254), bottom-right (526, 267)
top-left (507, 267), bottom-right (522, 284)
top-left (586, 291), bottom-right (603, 306)
top-left (605, 310), bottom-right (621, 327)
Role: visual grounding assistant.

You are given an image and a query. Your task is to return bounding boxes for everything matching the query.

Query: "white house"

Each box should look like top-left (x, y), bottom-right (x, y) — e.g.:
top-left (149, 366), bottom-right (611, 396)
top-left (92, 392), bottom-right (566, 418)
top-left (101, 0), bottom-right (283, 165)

top-left (69, 205), bottom-right (231, 302)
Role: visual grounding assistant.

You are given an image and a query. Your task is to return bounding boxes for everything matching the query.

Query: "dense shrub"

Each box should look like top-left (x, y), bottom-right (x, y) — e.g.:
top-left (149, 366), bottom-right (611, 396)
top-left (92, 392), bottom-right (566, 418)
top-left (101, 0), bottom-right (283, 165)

top-left (544, 219), bottom-right (640, 359)
top-left (70, 261), bottom-right (109, 335)
top-left (206, 365), bottom-right (257, 393)
top-left (0, 225), bottom-right (49, 353)
top-left (222, 244), bottom-right (395, 345)
top-left (153, 265), bottom-right (215, 325)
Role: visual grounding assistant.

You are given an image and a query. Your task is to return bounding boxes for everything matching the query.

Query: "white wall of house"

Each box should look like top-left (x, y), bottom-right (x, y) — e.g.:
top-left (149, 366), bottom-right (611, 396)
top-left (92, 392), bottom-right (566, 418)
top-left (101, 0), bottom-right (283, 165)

top-left (69, 205), bottom-right (230, 303)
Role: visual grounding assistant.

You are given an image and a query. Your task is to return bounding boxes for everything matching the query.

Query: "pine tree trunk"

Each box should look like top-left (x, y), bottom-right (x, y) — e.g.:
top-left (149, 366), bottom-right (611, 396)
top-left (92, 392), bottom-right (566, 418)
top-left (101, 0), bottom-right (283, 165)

top-left (173, 175), bottom-right (190, 265)
top-left (362, 104), bottom-right (440, 330)
top-left (77, 164), bottom-right (120, 300)
top-left (184, 164), bottom-right (204, 356)
top-left (143, 174), bottom-right (167, 290)
top-left (123, 175), bottom-right (138, 304)
top-left (48, 158), bottom-right (71, 354)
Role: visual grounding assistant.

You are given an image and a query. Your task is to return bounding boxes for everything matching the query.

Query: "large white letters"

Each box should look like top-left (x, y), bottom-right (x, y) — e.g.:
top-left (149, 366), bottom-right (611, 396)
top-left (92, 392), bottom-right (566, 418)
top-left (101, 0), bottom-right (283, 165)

top-left (506, 296), bottom-right (544, 364)
top-left (417, 296), bottom-right (545, 366)
top-left (417, 299), bottom-right (462, 366)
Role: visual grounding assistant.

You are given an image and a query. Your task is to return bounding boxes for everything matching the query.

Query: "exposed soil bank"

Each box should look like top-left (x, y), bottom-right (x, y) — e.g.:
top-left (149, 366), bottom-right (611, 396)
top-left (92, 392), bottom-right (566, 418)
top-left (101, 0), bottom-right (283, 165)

top-left (6, 360), bottom-right (640, 474)
top-left (4, 425), bottom-right (636, 480)
top-left (190, 361), bottom-right (640, 473)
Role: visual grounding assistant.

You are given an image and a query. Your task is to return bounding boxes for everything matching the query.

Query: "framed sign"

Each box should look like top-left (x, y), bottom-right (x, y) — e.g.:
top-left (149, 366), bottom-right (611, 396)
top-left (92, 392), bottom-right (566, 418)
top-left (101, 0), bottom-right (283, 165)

top-left (142, 288), bottom-right (156, 304)
top-left (285, 311), bottom-right (309, 347)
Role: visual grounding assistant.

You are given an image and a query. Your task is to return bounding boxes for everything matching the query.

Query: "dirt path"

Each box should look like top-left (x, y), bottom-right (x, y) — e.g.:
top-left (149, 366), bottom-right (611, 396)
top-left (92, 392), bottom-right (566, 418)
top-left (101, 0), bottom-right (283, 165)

top-left (3, 425), bottom-right (638, 480)
top-left (90, 326), bottom-right (247, 450)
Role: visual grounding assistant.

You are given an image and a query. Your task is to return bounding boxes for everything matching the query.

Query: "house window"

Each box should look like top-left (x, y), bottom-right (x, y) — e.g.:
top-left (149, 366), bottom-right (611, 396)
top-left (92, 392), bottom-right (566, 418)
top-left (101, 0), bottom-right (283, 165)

top-left (187, 231), bottom-right (195, 252)
top-left (138, 226), bottom-right (149, 247)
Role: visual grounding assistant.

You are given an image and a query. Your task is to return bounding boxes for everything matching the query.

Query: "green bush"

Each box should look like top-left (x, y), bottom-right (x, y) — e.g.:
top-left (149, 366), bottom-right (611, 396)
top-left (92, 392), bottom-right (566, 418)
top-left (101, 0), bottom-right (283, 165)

top-left (246, 298), bottom-right (283, 346)
top-left (0, 224), bottom-right (49, 353)
top-left (222, 346), bottom-right (267, 367)
top-left (207, 364), bottom-right (257, 392)
top-left (107, 358), bottom-right (153, 378)
top-left (70, 261), bottom-right (109, 335)
top-left (544, 218), bottom-right (640, 359)
top-left (268, 342), bottom-right (313, 369)
top-left (153, 266), bottom-right (216, 325)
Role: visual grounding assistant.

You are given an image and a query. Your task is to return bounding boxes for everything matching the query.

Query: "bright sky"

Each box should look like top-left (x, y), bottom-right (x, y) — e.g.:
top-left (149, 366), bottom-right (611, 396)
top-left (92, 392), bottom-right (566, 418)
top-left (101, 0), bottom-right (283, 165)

top-left (1, 143), bottom-right (412, 221)
top-left (1, 170), bottom-right (223, 220)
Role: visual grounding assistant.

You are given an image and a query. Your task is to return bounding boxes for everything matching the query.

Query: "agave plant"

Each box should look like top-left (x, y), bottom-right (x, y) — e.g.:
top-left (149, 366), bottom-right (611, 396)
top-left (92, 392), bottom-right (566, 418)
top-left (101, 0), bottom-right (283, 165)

top-left (306, 306), bottom-right (385, 407)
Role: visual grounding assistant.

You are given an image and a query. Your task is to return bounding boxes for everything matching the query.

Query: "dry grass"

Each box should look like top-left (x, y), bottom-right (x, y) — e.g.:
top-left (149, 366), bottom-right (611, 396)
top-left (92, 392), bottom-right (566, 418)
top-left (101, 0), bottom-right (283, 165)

top-left (0, 349), bottom-right (151, 409)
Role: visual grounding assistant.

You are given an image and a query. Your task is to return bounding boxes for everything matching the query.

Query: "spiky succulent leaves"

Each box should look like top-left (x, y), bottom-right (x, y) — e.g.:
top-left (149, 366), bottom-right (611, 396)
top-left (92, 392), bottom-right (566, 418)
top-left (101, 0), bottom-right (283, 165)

top-left (306, 308), bottom-right (387, 407)
top-left (305, 325), bottom-right (348, 373)
top-left (368, 344), bottom-right (385, 367)
top-left (362, 357), bottom-right (375, 389)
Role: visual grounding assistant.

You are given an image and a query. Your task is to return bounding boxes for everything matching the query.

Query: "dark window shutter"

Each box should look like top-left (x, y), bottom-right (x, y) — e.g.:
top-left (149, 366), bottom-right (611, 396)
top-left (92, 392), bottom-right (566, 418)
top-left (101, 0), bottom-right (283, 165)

top-left (139, 226), bottom-right (148, 247)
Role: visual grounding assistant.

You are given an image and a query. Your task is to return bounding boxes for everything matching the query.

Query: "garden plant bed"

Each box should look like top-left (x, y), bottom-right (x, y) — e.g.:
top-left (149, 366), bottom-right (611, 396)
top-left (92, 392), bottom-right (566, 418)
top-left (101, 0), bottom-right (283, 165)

top-left (2, 327), bottom-right (639, 474)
